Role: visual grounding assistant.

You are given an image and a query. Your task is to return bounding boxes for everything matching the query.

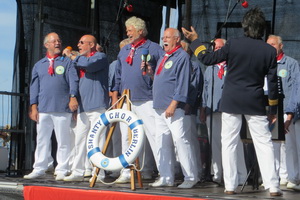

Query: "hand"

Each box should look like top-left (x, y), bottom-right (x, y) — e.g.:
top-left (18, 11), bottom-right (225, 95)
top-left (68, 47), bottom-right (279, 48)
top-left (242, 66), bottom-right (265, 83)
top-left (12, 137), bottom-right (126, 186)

top-left (62, 48), bottom-right (72, 57)
top-left (29, 104), bottom-right (39, 122)
top-left (181, 26), bottom-right (198, 42)
top-left (284, 114), bottom-right (293, 134)
top-left (284, 119), bottom-right (292, 134)
top-left (199, 107), bottom-right (206, 124)
top-left (111, 91), bottom-right (119, 109)
top-left (69, 97), bottom-right (78, 112)
top-left (184, 104), bottom-right (191, 115)
top-left (63, 48), bottom-right (78, 60)
top-left (141, 61), bottom-right (154, 77)
top-left (165, 100), bottom-right (178, 118)
top-left (268, 114), bottom-right (277, 126)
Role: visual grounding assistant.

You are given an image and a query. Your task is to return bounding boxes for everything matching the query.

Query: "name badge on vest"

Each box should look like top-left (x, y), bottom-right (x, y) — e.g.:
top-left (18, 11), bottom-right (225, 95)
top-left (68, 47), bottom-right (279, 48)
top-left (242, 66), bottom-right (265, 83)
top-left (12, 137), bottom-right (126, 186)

top-left (55, 66), bottom-right (65, 75)
top-left (278, 69), bottom-right (287, 78)
top-left (164, 61), bottom-right (173, 69)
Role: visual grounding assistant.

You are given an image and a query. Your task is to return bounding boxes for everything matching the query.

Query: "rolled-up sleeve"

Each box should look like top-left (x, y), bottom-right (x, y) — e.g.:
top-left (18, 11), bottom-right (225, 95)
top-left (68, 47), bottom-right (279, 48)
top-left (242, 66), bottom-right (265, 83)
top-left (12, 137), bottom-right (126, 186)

top-left (67, 62), bottom-right (79, 96)
top-left (74, 52), bottom-right (108, 72)
top-left (173, 58), bottom-right (191, 103)
top-left (111, 58), bottom-right (122, 92)
top-left (29, 65), bottom-right (40, 105)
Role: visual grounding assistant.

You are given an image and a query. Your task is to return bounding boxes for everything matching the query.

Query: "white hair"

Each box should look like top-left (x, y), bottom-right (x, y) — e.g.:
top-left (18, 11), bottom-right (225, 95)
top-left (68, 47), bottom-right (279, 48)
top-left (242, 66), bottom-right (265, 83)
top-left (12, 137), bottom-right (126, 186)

top-left (125, 16), bottom-right (148, 37)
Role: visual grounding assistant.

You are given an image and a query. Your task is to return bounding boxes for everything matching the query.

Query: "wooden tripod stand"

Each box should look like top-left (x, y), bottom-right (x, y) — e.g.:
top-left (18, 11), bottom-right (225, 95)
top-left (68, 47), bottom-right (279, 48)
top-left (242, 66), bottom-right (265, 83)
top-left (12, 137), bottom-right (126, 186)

top-left (89, 89), bottom-right (143, 190)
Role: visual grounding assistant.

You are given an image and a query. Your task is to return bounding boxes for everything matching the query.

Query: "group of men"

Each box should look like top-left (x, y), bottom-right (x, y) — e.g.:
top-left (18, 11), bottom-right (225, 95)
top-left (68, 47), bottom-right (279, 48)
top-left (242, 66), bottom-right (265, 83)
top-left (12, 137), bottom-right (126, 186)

top-left (24, 32), bottom-right (110, 182)
top-left (23, 7), bottom-right (300, 196)
top-left (23, 16), bottom-right (200, 189)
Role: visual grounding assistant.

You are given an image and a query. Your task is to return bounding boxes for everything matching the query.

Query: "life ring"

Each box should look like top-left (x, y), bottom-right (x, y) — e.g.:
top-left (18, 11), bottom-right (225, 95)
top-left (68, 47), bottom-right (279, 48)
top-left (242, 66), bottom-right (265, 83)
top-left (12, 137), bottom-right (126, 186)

top-left (86, 109), bottom-right (145, 171)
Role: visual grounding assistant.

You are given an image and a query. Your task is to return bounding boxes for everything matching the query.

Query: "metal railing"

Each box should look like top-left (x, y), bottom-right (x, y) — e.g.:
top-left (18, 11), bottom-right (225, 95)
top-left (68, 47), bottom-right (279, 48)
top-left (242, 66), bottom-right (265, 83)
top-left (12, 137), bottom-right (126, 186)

top-left (0, 91), bottom-right (27, 175)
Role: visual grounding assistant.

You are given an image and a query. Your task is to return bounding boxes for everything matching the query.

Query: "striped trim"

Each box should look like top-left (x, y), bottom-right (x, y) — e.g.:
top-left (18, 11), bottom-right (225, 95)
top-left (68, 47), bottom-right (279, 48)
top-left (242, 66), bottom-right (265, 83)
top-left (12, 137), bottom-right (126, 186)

top-left (118, 154), bottom-right (129, 168)
top-left (269, 99), bottom-right (278, 106)
top-left (194, 45), bottom-right (207, 57)
top-left (87, 147), bottom-right (101, 159)
top-left (100, 113), bottom-right (110, 126)
top-left (129, 119), bottom-right (143, 130)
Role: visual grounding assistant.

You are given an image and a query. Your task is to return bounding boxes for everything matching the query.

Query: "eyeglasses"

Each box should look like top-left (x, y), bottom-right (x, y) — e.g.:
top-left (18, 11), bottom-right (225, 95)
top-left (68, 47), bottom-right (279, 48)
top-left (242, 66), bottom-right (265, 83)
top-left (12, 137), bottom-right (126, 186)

top-left (47, 39), bottom-right (62, 44)
top-left (78, 41), bottom-right (92, 45)
top-left (161, 36), bottom-right (179, 40)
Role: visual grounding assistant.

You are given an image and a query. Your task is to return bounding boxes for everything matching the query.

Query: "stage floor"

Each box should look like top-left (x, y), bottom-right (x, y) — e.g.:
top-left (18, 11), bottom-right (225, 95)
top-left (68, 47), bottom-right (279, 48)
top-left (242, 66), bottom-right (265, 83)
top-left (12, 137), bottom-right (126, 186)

top-left (0, 172), bottom-right (298, 200)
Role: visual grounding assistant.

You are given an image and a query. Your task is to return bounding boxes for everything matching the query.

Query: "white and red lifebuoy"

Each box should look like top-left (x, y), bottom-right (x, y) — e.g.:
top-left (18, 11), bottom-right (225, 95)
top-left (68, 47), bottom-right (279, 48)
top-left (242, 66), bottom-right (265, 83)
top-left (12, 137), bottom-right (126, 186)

top-left (87, 109), bottom-right (145, 171)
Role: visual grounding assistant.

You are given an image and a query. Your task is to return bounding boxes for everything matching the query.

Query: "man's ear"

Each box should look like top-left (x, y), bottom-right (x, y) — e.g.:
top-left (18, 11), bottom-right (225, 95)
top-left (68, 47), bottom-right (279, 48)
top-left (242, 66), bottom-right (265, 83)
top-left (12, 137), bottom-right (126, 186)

top-left (90, 42), bottom-right (95, 49)
top-left (138, 29), bottom-right (144, 36)
top-left (280, 43), bottom-right (283, 50)
top-left (44, 43), bottom-right (49, 49)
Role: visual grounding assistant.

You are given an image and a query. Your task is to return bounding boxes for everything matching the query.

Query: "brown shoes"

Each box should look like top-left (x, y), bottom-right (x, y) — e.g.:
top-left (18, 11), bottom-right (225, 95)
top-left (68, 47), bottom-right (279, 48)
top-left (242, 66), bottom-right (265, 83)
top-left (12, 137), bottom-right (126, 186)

top-left (269, 187), bottom-right (283, 196)
top-left (270, 191), bottom-right (283, 197)
top-left (224, 188), bottom-right (282, 196)
top-left (224, 190), bottom-right (236, 195)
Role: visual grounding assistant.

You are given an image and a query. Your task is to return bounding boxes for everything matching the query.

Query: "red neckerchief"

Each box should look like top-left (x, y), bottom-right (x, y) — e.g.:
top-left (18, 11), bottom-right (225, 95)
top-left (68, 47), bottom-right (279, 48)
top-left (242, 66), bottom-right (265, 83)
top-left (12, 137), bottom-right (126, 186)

top-left (79, 51), bottom-right (96, 78)
top-left (46, 53), bottom-right (59, 76)
top-left (277, 52), bottom-right (284, 62)
top-left (125, 38), bottom-right (146, 65)
top-left (217, 61), bottom-right (226, 79)
top-left (156, 45), bottom-right (181, 75)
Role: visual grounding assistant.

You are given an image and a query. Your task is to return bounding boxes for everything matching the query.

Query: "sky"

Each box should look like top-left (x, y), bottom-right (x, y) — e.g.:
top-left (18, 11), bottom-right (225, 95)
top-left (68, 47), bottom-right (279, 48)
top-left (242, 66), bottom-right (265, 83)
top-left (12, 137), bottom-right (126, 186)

top-left (0, 1), bottom-right (16, 127)
top-left (0, 1), bottom-right (16, 91)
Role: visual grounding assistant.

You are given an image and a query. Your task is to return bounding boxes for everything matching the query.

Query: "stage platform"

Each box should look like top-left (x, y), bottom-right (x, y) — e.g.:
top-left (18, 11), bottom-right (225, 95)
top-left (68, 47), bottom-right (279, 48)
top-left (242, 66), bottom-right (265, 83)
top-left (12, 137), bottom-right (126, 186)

top-left (0, 172), bottom-right (298, 200)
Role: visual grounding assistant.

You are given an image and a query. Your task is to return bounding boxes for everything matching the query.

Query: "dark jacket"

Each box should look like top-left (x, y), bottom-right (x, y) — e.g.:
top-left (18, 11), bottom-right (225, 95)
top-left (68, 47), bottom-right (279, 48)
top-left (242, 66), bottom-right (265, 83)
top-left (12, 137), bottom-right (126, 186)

top-left (190, 36), bottom-right (278, 115)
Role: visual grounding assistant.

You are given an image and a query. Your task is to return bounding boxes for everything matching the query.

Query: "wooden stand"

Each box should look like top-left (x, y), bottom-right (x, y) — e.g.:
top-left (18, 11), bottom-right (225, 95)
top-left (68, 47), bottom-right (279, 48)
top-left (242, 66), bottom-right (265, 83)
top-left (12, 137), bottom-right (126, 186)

top-left (89, 89), bottom-right (143, 190)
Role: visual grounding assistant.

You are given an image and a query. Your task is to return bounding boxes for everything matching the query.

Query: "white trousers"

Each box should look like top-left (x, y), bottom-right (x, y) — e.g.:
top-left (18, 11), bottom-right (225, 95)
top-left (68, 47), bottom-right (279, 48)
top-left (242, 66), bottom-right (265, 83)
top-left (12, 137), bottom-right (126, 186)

top-left (184, 114), bottom-right (202, 179)
top-left (207, 113), bottom-right (247, 183)
top-left (120, 101), bottom-right (157, 174)
top-left (286, 119), bottom-right (300, 183)
top-left (72, 108), bottom-right (106, 176)
top-left (221, 112), bottom-right (279, 191)
top-left (33, 112), bottom-right (72, 175)
top-left (46, 119), bottom-right (75, 173)
top-left (273, 142), bottom-right (288, 181)
top-left (155, 108), bottom-right (198, 182)
top-left (68, 119), bottom-right (76, 170)
top-left (47, 142), bottom-right (54, 168)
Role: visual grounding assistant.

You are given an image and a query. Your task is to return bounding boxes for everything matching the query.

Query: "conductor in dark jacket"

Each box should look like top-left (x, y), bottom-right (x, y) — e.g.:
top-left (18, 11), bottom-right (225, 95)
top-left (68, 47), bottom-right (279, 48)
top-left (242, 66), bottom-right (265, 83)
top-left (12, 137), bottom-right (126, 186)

top-left (182, 7), bottom-right (281, 196)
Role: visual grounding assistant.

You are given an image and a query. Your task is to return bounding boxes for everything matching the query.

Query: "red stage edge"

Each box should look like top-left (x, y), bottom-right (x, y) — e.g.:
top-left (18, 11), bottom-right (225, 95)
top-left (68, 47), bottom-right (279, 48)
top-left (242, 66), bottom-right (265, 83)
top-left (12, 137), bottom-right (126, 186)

top-left (23, 186), bottom-right (207, 200)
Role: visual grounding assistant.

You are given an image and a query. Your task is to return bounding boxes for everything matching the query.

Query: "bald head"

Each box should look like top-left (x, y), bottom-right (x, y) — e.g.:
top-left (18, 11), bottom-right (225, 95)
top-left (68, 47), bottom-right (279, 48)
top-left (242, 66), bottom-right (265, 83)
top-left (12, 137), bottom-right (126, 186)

top-left (84, 35), bottom-right (97, 45)
top-left (44, 32), bottom-right (62, 56)
top-left (78, 34), bottom-right (97, 56)
top-left (119, 38), bottom-right (131, 49)
top-left (162, 28), bottom-right (181, 52)
top-left (214, 38), bottom-right (226, 51)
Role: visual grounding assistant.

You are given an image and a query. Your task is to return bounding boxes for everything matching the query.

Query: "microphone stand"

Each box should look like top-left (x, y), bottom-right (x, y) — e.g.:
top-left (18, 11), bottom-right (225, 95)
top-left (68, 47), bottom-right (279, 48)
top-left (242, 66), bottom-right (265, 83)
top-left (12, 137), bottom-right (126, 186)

top-left (205, 64), bottom-right (214, 182)
top-left (213, 0), bottom-right (242, 41)
top-left (103, 0), bottom-right (126, 53)
top-left (205, 0), bottom-right (241, 183)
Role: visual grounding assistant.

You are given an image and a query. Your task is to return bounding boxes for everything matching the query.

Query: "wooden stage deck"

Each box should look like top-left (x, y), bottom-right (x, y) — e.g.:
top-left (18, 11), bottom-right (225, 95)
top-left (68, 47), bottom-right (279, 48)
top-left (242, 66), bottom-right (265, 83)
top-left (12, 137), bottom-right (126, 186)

top-left (0, 172), bottom-right (298, 200)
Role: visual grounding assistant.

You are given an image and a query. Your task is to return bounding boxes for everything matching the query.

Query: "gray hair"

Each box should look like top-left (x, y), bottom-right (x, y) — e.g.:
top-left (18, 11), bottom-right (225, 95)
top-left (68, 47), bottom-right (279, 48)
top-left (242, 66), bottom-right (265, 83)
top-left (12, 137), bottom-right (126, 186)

top-left (242, 7), bottom-right (266, 39)
top-left (268, 34), bottom-right (282, 45)
top-left (43, 32), bottom-right (58, 44)
top-left (125, 16), bottom-right (148, 37)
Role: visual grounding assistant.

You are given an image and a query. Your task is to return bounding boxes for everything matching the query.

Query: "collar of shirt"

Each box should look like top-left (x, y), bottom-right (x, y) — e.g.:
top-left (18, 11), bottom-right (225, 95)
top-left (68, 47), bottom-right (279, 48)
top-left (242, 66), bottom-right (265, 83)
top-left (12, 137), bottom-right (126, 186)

top-left (124, 39), bottom-right (151, 51)
top-left (41, 56), bottom-right (61, 63)
top-left (277, 54), bottom-right (286, 64)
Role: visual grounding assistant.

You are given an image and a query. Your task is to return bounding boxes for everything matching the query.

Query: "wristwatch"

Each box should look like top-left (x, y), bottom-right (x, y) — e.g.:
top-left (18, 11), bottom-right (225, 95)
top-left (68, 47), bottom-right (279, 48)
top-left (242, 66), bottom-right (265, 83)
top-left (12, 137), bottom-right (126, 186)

top-left (70, 94), bottom-right (76, 98)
